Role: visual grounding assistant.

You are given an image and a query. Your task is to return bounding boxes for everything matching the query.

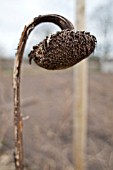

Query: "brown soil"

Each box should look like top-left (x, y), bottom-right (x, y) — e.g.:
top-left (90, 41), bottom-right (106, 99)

top-left (0, 62), bottom-right (113, 170)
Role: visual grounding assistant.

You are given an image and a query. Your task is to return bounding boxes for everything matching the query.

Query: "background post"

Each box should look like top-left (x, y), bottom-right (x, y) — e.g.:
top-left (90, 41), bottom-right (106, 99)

top-left (73, 0), bottom-right (88, 170)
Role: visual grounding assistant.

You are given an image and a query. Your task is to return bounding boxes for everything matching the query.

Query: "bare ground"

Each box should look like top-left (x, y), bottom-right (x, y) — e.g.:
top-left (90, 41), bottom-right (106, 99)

top-left (0, 61), bottom-right (113, 170)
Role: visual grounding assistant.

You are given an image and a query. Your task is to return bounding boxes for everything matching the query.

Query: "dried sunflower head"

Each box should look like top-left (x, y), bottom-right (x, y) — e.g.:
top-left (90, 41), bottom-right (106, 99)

top-left (28, 29), bottom-right (96, 70)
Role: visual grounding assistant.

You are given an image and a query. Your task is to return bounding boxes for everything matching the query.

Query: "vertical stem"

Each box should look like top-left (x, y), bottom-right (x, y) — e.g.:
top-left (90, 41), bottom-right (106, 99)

top-left (13, 26), bottom-right (28, 170)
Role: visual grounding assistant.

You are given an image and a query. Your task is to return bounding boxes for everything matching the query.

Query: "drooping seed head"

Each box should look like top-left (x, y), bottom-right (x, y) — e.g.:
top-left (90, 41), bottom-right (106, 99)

top-left (28, 29), bottom-right (97, 70)
top-left (28, 14), bottom-right (97, 70)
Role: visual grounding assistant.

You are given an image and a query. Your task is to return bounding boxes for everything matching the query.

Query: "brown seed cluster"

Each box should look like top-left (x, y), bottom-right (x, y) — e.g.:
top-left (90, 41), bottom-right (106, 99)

top-left (28, 29), bottom-right (97, 70)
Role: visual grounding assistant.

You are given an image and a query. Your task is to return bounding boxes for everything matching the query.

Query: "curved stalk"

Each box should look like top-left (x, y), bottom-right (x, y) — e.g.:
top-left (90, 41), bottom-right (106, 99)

top-left (13, 14), bottom-right (74, 170)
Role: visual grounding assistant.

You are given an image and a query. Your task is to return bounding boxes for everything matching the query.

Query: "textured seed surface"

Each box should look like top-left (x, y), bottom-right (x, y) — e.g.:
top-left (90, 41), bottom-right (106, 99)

top-left (28, 29), bottom-right (97, 70)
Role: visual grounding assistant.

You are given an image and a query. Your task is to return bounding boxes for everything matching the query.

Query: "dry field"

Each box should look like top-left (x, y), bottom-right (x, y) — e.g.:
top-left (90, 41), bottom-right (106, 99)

top-left (0, 60), bottom-right (113, 170)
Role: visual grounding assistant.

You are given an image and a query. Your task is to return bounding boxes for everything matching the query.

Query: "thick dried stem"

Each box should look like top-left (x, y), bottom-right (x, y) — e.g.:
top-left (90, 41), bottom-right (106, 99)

top-left (33, 14), bottom-right (74, 30)
top-left (13, 14), bottom-right (74, 170)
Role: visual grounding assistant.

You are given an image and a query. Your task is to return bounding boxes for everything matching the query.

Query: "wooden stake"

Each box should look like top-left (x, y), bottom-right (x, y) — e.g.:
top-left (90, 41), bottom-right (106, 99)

top-left (73, 0), bottom-right (88, 170)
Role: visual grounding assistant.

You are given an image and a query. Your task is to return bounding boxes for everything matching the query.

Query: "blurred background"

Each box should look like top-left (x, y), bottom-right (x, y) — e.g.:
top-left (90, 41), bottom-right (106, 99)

top-left (0, 0), bottom-right (113, 170)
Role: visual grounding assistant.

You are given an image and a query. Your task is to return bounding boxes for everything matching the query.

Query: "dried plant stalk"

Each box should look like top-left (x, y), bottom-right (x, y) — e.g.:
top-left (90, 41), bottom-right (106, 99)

top-left (13, 14), bottom-right (75, 170)
top-left (13, 26), bottom-right (30, 170)
top-left (13, 14), bottom-right (96, 170)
